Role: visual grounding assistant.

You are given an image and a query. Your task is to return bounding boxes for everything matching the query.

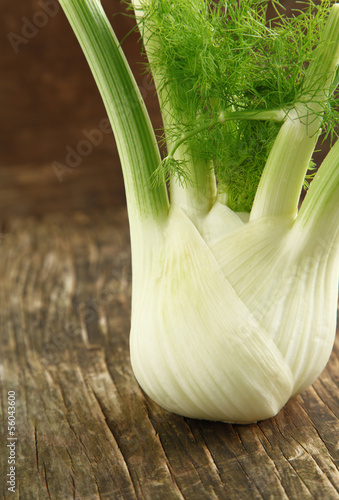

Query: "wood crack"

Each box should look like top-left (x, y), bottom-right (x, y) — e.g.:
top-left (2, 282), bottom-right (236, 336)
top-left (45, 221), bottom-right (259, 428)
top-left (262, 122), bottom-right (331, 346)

top-left (42, 461), bottom-right (52, 500)
top-left (142, 401), bottom-right (189, 499)
top-left (1, 212), bottom-right (338, 499)
top-left (233, 427), bottom-right (266, 500)
top-left (287, 404), bottom-right (339, 494)
top-left (86, 381), bottom-right (140, 500)
top-left (256, 425), bottom-right (293, 500)
top-left (34, 425), bottom-right (39, 472)
top-left (274, 425), bottom-right (315, 493)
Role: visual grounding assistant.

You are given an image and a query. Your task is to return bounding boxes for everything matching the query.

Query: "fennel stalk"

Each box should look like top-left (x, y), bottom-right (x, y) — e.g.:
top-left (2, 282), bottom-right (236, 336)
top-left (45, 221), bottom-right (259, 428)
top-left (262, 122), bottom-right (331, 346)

top-left (59, 0), bottom-right (339, 423)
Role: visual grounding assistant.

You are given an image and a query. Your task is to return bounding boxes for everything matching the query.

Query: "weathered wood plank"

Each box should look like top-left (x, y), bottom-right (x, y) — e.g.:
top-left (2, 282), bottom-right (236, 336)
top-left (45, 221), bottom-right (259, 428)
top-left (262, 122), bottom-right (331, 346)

top-left (1, 210), bottom-right (338, 499)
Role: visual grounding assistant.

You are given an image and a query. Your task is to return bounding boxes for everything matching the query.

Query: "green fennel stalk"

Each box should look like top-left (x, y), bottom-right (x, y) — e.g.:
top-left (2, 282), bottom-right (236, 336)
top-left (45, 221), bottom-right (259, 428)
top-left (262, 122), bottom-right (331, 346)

top-left (59, 0), bottom-right (339, 423)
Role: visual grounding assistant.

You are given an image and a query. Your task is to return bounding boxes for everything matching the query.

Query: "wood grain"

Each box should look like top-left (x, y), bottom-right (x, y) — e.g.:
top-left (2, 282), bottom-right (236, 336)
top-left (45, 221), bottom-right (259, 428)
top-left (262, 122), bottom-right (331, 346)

top-left (1, 209), bottom-right (338, 500)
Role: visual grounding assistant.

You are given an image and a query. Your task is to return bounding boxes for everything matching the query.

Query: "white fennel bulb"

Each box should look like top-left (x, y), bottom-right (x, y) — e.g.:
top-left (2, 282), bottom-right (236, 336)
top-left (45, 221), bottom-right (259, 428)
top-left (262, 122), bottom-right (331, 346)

top-left (59, 0), bottom-right (339, 422)
top-left (130, 192), bottom-right (338, 422)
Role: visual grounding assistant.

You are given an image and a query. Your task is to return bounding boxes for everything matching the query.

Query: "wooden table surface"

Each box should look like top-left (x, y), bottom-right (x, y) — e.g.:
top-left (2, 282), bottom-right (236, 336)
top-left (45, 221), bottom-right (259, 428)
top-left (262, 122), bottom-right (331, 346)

top-left (1, 1), bottom-right (338, 498)
top-left (1, 208), bottom-right (338, 500)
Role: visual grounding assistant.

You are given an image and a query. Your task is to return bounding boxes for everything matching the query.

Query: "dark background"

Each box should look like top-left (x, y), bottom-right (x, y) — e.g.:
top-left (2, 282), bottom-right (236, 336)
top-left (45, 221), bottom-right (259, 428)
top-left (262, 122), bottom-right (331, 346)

top-left (0, 0), bottom-right (164, 217)
top-left (0, 0), bottom-right (325, 217)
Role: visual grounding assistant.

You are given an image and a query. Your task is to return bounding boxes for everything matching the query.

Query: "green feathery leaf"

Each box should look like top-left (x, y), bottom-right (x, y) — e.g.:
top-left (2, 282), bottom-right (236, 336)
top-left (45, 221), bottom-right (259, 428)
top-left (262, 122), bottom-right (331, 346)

top-left (135, 0), bottom-right (338, 211)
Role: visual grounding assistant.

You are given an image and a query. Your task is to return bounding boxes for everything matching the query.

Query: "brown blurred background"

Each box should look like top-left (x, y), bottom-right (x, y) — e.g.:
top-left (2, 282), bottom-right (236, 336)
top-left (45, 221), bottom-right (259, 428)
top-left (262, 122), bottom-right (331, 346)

top-left (0, 0), bottom-right (164, 217)
top-left (0, 0), bottom-right (327, 217)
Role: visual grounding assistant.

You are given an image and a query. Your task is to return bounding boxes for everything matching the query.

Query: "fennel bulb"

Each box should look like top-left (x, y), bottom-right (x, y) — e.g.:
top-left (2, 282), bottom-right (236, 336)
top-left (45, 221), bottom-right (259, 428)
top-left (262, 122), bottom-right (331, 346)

top-left (59, 0), bottom-right (339, 423)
